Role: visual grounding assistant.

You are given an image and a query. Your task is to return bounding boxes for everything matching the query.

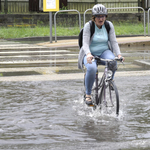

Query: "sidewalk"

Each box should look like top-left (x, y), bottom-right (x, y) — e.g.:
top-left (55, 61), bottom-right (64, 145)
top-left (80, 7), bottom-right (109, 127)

top-left (36, 36), bottom-right (150, 48)
top-left (0, 36), bottom-right (150, 82)
top-left (0, 70), bottom-right (150, 82)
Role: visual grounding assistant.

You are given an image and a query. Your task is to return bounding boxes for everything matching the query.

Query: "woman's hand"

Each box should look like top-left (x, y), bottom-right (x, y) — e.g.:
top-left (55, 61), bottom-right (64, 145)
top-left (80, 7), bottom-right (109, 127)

top-left (87, 53), bottom-right (93, 64)
top-left (118, 54), bottom-right (125, 62)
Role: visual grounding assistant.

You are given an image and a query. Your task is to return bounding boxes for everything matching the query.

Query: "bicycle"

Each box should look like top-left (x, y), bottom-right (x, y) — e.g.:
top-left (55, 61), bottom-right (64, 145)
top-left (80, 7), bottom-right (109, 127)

top-left (83, 56), bottom-right (123, 116)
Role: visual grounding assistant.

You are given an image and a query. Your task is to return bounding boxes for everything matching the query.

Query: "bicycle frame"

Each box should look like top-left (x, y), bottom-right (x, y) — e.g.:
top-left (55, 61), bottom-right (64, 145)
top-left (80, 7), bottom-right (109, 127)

top-left (93, 61), bottom-right (109, 105)
top-left (84, 56), bottom-right (122, 115)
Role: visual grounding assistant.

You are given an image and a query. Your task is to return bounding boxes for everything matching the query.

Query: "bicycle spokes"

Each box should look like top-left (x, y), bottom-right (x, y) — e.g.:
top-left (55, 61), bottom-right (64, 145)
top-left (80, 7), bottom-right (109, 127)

top-left (99, 81), bottom-right (119, 115)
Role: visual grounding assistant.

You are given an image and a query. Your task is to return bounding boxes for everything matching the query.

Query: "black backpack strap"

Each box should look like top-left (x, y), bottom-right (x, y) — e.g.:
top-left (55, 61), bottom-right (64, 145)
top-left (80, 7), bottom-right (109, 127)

top-left (78, 28), bottom-right (83, 48)
top-left (89, 20), bottom-right (95, 38)
top-left (104, 20), bottom-right (110, 34)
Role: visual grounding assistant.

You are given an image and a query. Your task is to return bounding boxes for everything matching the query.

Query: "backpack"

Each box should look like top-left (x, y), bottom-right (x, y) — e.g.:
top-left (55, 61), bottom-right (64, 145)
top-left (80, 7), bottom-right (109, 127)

top-left (78, 20), bottom-right (110, 49)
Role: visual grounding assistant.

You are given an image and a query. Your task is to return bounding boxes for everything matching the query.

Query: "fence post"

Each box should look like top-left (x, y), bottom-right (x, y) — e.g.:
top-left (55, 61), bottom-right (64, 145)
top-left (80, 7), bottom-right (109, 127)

top-left (148, 8), bottom-right (150, 36)
top-left (4, 0), bottom-right (8, 14)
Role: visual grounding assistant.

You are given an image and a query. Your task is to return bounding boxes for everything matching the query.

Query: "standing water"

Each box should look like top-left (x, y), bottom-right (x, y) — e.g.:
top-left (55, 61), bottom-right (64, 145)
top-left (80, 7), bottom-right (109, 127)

top-left (0, 76), bottom-right (150, 149)
top-left (0, 40), bottom-right (150, 149)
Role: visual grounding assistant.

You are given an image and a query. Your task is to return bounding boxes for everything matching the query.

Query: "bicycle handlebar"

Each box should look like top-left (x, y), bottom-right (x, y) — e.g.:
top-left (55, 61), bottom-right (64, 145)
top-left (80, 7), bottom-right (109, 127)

top-left (93, 56), bottom-right (124, 63)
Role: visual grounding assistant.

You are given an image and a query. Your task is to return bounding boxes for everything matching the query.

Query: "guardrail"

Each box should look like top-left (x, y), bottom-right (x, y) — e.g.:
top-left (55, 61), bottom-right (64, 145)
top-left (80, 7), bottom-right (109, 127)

top-left (54, 9), bottom-right (81, 42)
top-left (84, 7), bottom-right (146, 37)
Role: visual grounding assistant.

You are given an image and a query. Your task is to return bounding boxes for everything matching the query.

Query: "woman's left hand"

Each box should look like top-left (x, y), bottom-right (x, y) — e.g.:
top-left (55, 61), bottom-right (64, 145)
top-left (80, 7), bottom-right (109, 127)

top-left (118, 54), bottom-right (125, 62)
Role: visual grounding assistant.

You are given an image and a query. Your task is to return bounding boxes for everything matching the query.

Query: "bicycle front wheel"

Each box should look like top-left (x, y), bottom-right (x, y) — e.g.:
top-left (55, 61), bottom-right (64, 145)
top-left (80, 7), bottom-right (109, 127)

top-left (99, 80), bottom-right (119, 116)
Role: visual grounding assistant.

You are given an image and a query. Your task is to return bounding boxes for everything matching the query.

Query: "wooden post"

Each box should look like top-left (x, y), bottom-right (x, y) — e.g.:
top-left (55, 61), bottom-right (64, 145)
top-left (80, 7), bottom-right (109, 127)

top-left (4, 0), bottom-right (8, 14)
top-left (0, 0), bottom-right (1, 11)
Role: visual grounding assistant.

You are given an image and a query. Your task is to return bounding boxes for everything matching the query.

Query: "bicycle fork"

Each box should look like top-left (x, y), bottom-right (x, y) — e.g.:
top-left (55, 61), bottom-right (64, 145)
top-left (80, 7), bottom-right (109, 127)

top-left (95, 70), bottom-right (99, 105)
top-left (103, 81), bottom-right (114, 107)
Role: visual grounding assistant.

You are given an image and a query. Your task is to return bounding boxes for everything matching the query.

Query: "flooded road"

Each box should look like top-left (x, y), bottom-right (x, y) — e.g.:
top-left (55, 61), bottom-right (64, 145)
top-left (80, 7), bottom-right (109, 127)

top-left (0, 75), bottom-right (150, 150)
top-left (0, 39), bottom-right (150, 149)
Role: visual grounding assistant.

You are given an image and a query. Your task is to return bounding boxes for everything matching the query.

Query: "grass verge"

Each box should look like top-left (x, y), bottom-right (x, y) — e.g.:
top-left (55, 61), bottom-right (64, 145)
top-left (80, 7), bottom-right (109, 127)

top-left (0, 22), bottom-right (147, 39)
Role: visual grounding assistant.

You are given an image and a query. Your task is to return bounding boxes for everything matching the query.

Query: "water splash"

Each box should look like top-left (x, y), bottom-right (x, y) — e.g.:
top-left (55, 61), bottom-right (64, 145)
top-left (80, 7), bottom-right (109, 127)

top-left (73, 96), bottom-right (125, 124)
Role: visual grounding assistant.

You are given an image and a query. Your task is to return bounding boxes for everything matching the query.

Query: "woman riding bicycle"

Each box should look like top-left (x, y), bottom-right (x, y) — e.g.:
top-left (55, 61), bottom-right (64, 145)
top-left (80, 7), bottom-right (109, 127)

top-left (78, 4), bottom-right (124, 106)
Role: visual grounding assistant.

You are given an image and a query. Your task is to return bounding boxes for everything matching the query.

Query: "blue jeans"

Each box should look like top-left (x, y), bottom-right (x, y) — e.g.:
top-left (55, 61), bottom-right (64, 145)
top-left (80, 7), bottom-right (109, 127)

top-left (83, 50), bottom-right (116, 95)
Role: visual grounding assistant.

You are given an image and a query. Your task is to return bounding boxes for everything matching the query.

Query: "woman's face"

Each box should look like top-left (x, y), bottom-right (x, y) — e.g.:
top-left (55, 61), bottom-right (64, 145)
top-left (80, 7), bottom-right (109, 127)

top-left (94, 15), bottom-right (106, 28)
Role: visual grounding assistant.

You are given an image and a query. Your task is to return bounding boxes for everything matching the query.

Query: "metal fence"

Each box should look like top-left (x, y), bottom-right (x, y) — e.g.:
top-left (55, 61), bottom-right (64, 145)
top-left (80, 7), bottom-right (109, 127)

top-left (84, 7), bottom-right (146, 36)
top-left (52, 7), bottom-right (146, 43)
top-left (0, 0), bottom-right (139, 14)
top-left (147, 8), bottom-right (150, 35)
top-left (67, 1), bottom-right (139, 13)
top-left (1, 0), bottom-right (29, 13)
top-left (54, 9), bottom-right (81, 42)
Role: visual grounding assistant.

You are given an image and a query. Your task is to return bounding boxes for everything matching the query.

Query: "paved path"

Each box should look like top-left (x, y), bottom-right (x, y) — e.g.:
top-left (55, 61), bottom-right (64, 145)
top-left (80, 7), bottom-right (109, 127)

top-left (37, 36), bottom-right (150, 48)
top-left (0, 36), bottom-right (150, 81)
top-left (0, 70), bottom-right (150, 82)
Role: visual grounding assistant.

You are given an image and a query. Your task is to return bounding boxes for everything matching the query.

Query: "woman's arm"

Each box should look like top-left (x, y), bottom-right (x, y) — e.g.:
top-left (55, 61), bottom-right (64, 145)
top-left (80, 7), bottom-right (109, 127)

top-left (82, 22), bottom-right (94, 63)
top-left (82, 22), bottom-right (92, 55)
top-left (108, 21), bottom-right (121, 56)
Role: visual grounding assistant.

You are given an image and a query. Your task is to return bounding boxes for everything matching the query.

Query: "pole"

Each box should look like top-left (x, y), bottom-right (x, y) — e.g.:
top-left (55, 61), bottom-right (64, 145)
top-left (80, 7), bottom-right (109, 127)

top-left (49, 12), bottom-right (52, 43)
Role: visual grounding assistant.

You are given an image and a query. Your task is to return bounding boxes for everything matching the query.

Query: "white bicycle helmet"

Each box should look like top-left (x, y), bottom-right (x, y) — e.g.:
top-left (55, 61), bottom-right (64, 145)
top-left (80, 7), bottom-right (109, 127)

top-left (92, 4), bottom-right (108, 16)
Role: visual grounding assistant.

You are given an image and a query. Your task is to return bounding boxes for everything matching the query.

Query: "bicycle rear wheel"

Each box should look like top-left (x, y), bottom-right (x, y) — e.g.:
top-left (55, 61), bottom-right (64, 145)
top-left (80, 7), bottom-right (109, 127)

top-left (99, 80), bottom-right (119, 116)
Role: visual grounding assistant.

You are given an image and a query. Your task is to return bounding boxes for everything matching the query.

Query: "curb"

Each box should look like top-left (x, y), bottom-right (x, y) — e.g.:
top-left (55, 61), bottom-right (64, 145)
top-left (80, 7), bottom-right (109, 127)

top-left (6, 36), bottom-right (78, 42)
top-left (6, 35), bottom-right (145, 42)
top-left (134, 60), bottom-right (150, 69)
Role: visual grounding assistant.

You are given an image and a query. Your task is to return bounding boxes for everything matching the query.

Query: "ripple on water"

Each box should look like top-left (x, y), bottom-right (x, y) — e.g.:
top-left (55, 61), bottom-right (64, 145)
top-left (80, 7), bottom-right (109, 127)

top-left (0, 77), bottom-right (150, 149)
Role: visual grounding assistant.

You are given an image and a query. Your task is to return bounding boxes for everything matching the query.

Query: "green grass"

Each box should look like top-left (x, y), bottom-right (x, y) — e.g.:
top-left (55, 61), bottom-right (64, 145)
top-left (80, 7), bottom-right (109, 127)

top-left (0, 26), bottom-right (81, 39)
top-left (114, 22), bottom-right (146, 35)
top-left (0, 22), bottom-right (147, 39)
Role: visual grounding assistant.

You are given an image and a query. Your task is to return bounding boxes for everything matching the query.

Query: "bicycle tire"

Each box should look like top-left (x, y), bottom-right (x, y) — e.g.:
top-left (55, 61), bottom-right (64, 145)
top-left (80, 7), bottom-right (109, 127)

top-left (99, 80), bottom-right (119, 116)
